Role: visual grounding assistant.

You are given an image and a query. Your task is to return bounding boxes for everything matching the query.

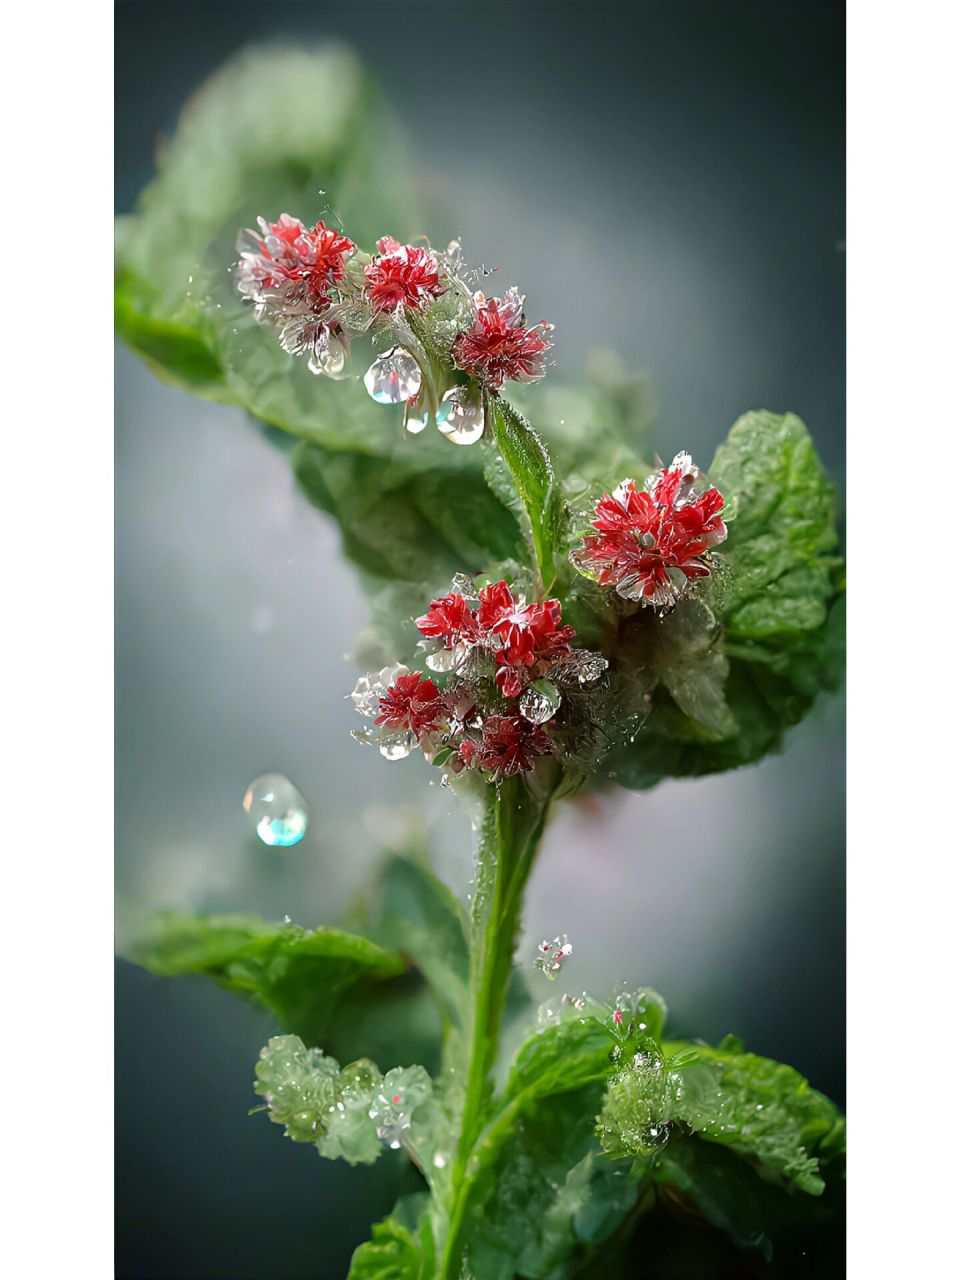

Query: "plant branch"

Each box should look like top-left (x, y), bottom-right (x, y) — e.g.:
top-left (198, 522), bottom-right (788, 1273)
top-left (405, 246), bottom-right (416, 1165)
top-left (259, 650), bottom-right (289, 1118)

top-left (440, 774), bottom-right (553, 1277)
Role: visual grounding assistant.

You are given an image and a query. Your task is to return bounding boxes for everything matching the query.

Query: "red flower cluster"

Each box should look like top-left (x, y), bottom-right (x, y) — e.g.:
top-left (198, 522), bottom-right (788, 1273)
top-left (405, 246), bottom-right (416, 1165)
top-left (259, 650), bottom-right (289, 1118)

top-left (236, 214), bottom-right (355, 307)
top-left (572, 454), bottom-right (727, 609)
top-left (414, 591), bottom-right (480, 647)
top-left (353, 579), bottom-right (608, 781)
top-left (451, 288), bottom-right (553, 391)
top-left (375, 672), bottom-right (443, 736)
top-left (363, 236), bottom-right (446, 314)
top-left (416, 580), bottom-right (574, 698)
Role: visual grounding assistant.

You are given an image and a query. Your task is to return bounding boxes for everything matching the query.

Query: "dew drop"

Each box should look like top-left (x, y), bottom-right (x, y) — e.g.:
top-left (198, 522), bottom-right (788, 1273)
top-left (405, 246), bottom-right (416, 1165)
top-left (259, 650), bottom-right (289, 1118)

top-left (308, 343), bottom-right (346, 377)
top-left (403, 396), bottom-right (430, 434)
top-left (363, 347), bottom-right (422, 404)
top-left (242, 773), bottom-right (308, 847)
top-left (379, 732), bottom-right (417, 761)
top-left (436, 386), bottom-right (485, 445)
top-left (520, 678), bottom-right (561, 725)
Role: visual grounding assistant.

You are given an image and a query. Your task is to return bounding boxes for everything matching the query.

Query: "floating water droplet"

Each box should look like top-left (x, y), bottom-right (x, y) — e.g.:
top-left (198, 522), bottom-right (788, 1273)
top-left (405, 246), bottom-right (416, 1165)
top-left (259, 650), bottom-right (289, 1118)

top-left (534, 932), bottom-right (573, 979)
top-left (364, 347), bottom-right (421, 404)
top-left (520, 678), bottom-right (561, 725)
top-left (436, 386), bottom-right (485, 445)
top-left (242, 773), bottom-right (308, 847)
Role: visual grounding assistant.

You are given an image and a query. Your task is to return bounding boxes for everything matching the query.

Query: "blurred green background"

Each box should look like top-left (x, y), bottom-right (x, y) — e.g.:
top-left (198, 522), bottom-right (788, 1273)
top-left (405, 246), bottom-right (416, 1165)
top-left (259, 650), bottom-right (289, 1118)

top-left (115, 2), bottom-right (844, 1276)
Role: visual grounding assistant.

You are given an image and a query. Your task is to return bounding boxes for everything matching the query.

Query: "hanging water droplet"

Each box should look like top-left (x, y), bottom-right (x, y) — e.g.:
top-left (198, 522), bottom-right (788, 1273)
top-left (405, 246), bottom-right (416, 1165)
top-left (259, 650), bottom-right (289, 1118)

top-left (403, 396), bottom-right (430, 434)
top-left (308, 343), bottom-right (345, 377)
top-left (242, 774), bottom-right (308, 847)
top-left (520, 678), bottom-right (562, 725)
top-left (363, 347), bottom-right (422, 404)
top-left (436, 386), bottom-right (485, 445)
top-left (380, 732), bottom-right (417, 761)
top-left (534, 932), bottom-right (573, 979)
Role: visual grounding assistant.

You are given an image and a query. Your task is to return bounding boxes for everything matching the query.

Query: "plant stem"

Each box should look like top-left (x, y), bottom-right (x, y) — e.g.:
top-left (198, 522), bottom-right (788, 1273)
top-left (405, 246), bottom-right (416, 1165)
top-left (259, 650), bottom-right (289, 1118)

top-left (440, 775), bottom-right (552, 1278)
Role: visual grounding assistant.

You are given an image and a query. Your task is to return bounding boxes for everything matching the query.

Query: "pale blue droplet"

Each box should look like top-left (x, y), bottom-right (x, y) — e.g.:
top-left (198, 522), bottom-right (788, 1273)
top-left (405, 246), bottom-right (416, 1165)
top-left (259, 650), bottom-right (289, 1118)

top-left (242, 773), bottom-right (308, 847)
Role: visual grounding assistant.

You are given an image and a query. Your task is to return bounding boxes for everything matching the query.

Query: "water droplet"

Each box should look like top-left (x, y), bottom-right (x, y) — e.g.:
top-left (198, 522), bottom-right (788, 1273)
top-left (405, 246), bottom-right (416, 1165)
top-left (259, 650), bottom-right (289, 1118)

top-left (436, 386), bottom-right (485, 445)
top-left (363, 347), bottom-right (422, 404)
top-left (242, 773), bottom-right (308, 847)
top-left (520, 678), bottom-right (561, 725)
top-left (403, 396), bottom-right (430, 434)
top-left (380, 732), bottom-right (417, 761)
top-left (534, 932), bottom-right (573, 979)
top-left (576, 654), bottom-right (608, 685)
top-left (308, 343), bottom-right (345, 377)
top-left (425, 642), bottom-right (469, 673)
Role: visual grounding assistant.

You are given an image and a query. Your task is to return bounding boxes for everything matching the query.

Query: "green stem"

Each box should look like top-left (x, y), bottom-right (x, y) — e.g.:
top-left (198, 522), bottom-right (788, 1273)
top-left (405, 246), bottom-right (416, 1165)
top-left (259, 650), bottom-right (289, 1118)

top-left (440, 775), bottom-right (552, 1278)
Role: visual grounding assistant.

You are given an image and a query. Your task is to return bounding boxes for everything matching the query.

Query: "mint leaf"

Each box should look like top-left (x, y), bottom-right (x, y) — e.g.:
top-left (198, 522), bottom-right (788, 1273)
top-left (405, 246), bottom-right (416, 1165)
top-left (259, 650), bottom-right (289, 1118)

top-left (293, 437), bottom-right (522, 589)
top-left (597, 1034), bottom-right (843, 1197)
top-left (650, 1138), bottom-right (804, 1259)
top-left (348, 1215), bottom-right (430, 1280)
top-left (253, 1034), bottom-right (386, 1165)
top-left (500, 1018), bottom-right (617, 1108)
top-left (368, 853), bottom-right (471, 1033)
top-left (710, 410), bottom-right (838, 609)
top-left (462, 1087), bottom-right (638, 1279)
top-left (126, 913), bottom-right (405, 1045)
top-left (488, 398), bottom-right (561, 589)
top-left (662, 1039), bottom-right (845, 1195)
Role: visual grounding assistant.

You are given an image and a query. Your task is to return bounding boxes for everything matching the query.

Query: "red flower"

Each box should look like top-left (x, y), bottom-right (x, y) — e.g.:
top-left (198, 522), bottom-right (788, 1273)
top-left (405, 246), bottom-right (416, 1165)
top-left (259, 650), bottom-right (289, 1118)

top-left (375, 672), bottom-right (443, 737)
top-left (363, 237), bottom-right (446, 314)
top-left (415, 592), bottom-right (480, 647)
top-left (237, 214), bottom-right (355, 308)
top-left (451, 288), bottom-right (553, 391)
top-left (572, 455), bottom-right (727, 609)
top-left (474, 715), bottom-right (555, 776)
top-left (477, 581), bottom-right (575, 697)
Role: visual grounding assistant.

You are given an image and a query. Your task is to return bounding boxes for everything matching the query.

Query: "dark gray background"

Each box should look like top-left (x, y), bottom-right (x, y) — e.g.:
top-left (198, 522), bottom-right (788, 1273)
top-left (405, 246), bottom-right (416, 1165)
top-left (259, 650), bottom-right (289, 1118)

top-left (116, 3), bottom-right (844, 1276)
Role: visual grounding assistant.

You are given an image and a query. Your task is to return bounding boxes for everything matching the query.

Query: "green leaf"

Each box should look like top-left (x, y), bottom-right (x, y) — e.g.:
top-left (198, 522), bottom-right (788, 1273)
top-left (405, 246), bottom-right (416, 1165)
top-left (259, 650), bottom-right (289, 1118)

top-left (650, 1137), bottom-right (792, 1258)
top-left (461, 1087), bottom-right (640, 1279)
top-left (661, 1039), bottom-right (844, 1195)
top-left (488, 398), bottom-right (561, 590)
top-left (253, 1034), bottom-right (384, 1163)
top-left (501, 1018), bottom-right (617, 1109)
top-left (126, 913), bottom-right (405, 1045)
top-left (116, 45), bottom-right (424, 445)
top-left (348, 1216), bottom-right (424, 1280)
top-left (367, 852), bottom-right (471, 1033)
top-left (598, 1035), bottom-right (844, 1197)
top-left (293, 436), bottom-right (523, 592)
top-left (710, 410), bottom-right (838, 611)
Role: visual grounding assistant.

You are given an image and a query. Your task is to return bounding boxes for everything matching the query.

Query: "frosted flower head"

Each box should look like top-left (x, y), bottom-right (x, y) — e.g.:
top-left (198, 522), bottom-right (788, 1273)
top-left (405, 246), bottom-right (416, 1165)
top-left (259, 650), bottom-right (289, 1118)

top-left (363, 237), bottom-right (446, 315)
top-left (236, 214), bottom-right (356, 316)
top-left (451, 289), bottom-right (554, 391)
top-left (350, 664), bottom-right (441, 761)
top-left (571, 453), bottom-right (728, 610)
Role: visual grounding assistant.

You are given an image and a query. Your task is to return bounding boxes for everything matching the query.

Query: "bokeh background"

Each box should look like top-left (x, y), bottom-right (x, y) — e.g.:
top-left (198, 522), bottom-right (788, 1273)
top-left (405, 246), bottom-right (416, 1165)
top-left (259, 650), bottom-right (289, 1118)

top-left (115, 2), bottom-right (844, 1276)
